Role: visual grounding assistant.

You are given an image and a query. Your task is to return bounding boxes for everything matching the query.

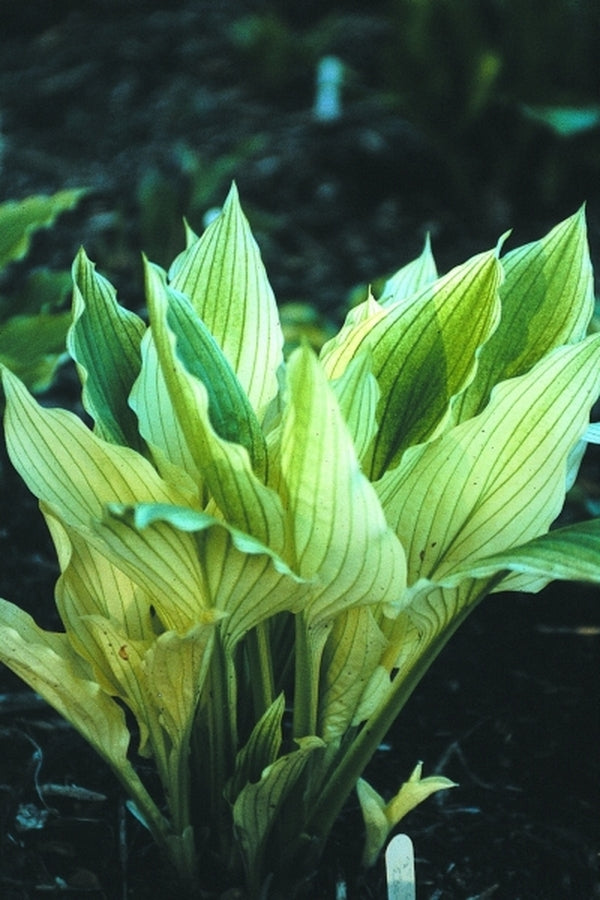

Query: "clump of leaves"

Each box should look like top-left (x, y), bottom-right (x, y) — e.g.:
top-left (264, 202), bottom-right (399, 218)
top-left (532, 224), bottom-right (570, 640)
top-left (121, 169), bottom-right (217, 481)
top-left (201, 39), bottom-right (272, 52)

top-left (1, 186), bottom-right (600, 898)
top-left (0, 189), bottom-right (85, 391)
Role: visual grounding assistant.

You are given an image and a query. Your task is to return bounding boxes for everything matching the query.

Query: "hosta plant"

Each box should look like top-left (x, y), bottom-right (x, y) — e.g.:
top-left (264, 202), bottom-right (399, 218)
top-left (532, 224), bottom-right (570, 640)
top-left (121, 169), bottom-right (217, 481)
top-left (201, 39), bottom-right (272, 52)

top-left (2, 185), bottom-right (600, 897)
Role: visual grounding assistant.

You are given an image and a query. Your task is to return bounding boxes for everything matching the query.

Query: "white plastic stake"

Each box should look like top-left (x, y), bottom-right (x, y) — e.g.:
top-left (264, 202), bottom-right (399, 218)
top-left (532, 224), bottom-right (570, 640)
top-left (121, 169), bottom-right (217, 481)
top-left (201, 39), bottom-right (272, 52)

top-left (385, 834), bottom-right (416, 900)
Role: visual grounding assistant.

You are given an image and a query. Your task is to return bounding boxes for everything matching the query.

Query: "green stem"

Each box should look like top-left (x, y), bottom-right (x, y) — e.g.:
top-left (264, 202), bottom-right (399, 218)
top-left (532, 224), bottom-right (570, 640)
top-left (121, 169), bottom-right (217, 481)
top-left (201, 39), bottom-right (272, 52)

top-left (193, 632), bottom-right (237, 861)
top-left (292, 615), bottom-right (327, 739)
top-left (245, 622), bottom-right (275, 721)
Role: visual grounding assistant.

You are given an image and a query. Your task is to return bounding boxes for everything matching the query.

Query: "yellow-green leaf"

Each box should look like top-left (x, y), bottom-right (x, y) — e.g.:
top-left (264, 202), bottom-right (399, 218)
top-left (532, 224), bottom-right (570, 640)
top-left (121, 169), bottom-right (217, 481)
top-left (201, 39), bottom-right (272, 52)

top-left (108, 502), bottom-right (306, 647)
top-left (318, 607), bottom-right (387, 742)
top-left (2, 367), bottom-right (206, 631)
top-left (379, 234), bottom-right (437, 306)
top-left (280, 345), bottom-right (407, 625)
top-left (358, 763), bottom-right (456, 868)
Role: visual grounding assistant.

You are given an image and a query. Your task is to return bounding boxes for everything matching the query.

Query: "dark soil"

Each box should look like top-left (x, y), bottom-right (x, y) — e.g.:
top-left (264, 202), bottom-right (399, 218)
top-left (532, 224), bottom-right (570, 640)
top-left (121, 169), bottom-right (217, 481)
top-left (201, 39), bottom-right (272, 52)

top-left (0, 2), bottom-right (599, 898)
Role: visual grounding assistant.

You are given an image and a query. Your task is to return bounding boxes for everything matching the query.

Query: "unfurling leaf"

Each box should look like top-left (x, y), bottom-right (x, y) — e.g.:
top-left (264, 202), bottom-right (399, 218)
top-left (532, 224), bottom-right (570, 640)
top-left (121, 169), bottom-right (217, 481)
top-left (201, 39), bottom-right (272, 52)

top-left (358, 763), bottom-right (456, 868)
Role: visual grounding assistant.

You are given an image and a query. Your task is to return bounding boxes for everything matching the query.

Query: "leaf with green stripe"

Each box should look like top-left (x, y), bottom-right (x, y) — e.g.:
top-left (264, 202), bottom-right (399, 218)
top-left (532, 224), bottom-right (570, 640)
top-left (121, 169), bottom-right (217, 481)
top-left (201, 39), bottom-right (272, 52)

top-left (321, 248), bottom-right (502, 479)
top-left (232, 736), bottom-right (325, 894)
top-left (169, 183), bottom-right (283, 422)
top-left (69, 248), bottom-right (146, 450)
top-left (454, 209), bottom-right (594, 422)
top-left (318, 607), bottom-right (387, 742)
top-left (145, 260), bottom-right (288, 553)
top-left (45, 508), bottom-right (156, 643)
top-left (226, 694), bottom-right (285, 802)
top-left (129, 330), bottom-right (203, 495)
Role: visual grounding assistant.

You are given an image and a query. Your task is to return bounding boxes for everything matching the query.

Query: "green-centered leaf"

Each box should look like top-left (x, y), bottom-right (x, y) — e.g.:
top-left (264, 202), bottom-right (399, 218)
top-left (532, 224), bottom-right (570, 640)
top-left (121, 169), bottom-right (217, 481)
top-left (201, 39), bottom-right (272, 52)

top-left (379, 234), bottom-right (437, 306)
top-left (280, 345), bottom-right (407, 626)
top-left (377, 335), bottom-right (600, 587)
top-left (318, 607), bottom-right (387, 743)
top-left (0, 189), bottom-right (86, 269)
top-left (69, 248), bottom-right (146, 450)
top-left (321, 248), bottom-right (502, 479)
top-left (146, 259), bottom-right (265, 465)
top-left (232, 737), bottom-right (325, 893)
top-left (108, 502), bottom-right (306, 647)
top-left (454, 209), bottom-right (594, 421)
top-left (169, 182), bottom-right (284, 422)
top-left (145, 261), bottom-right (288, 552)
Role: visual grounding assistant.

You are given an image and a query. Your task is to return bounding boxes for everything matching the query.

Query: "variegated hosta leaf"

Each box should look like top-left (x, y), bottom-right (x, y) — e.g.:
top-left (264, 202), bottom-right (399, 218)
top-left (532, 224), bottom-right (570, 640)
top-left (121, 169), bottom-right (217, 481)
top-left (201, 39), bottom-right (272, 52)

top-left (454, 208), bottom-right (594, 422)
top-left (232, 736), bottom-right (325, 892)
top-left (107, 502), bottom-right (306, 648)
top-left (377, 335), bottom-right (600, 587)
top-left (145, 259), bottom-right (266, 465)
top-left (168, 182), bottom-right (284, 422)
top-left (321, 248), bottom-right (502, 479)
top-left (69, 248), bottom-right (146, 450)
top-left (357, 763), bottom-right (456, 868)
top-left (280, 345), bottom-right (407, 626)
top-left (1, 367), bottom-right (208, 631)
top-left (318, 607), bottom-right (387, 743)
top-left (145, 262), bottom-right (288, 554)
top-left (379, 233), bottom-right (438, 306)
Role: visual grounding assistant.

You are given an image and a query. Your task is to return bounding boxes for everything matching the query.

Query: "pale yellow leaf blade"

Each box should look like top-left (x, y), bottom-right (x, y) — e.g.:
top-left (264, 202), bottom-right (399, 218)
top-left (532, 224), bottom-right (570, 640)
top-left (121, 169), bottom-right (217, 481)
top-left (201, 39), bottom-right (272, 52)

top-left (280, 345), bottom-right (407, 625)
